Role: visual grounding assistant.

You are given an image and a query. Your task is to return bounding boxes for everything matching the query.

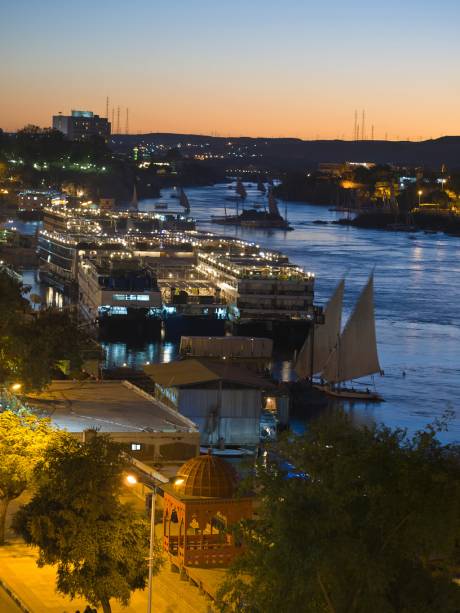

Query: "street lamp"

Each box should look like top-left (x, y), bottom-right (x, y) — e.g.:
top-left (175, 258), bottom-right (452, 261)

top-left (125, 474), bottom-right (156, 613)
top-left (10, 383), bottom-right (22, 392)
top-left (418, 190), bottom-right (422, 207)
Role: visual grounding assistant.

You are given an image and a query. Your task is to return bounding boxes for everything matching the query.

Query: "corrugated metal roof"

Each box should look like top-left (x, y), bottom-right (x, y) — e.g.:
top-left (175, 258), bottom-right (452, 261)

top-left (144, 359), bottom-right (276, 389)
top-left (143, 360), bottom-right (221, 387)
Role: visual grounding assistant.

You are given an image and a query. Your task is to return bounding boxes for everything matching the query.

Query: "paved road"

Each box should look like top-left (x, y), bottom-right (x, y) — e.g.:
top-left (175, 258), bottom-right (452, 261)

top-left (0, 585), bottom-right (23, 612)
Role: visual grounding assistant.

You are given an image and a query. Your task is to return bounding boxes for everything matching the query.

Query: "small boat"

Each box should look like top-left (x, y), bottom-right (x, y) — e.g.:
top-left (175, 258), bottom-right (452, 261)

top-left (213, 189), bottom-right (292, 230)
top-left (295, 275), bottom-right (383, 402)
top-left (313, 384), bottom-right (383, 402)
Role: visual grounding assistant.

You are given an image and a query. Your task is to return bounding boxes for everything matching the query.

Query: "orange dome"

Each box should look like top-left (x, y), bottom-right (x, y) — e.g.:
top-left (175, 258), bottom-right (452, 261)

top-left (173, 453), bottom-right (237, 498)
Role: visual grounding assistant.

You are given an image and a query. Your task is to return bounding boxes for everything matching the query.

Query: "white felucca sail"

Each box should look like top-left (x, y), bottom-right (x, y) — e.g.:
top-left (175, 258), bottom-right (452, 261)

top-left (295, 279), bottom-right (344, 379)
top-left (322, 274), bottom-right (381, 384)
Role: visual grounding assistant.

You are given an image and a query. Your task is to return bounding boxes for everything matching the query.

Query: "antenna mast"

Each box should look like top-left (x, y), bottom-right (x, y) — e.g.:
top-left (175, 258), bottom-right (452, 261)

top-left (125, 108), bottom-right (129, 135)
top-left (106, 96), bottom-right (109, 119)
top-left (116, 106), bottom-right (120, 134)
top-left (361, 110), bottom-right (366, 141)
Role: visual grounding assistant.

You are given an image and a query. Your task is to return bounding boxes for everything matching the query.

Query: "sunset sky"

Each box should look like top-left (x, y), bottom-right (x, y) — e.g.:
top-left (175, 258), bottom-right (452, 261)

top-left (1, 0), bottom-right (459, 139)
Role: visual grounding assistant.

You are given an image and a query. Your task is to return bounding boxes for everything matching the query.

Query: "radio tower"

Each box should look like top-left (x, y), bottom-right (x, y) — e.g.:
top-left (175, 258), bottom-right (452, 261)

top-left (111, 107), bottom-right (115, 130)
top-left (353, 110), bottom-right (358, 141)
top-left (106, 96), bottom-right (109, 119)
top-left (116, 106), bottom-right (120, 134)
top-left (361, 110), bottom-right (366, 141)
top-left (125, 108), bottom-right (129, 135)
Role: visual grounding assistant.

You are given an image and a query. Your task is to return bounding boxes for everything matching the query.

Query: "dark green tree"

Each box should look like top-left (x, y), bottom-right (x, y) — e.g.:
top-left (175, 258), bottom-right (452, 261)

top-left (13, 435), bottom-right (163, 613)
top-left (0, 271), bottom-right (85, 390)
top-left (218, 412), bottom-right (460, 613)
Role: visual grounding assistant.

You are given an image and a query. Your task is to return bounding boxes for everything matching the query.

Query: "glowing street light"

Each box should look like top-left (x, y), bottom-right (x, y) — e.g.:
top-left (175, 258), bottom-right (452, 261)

top-left (10, 383), bottom-right (22, 392)
top-left (418, 190), bottom-right (423, 207)
top-left (125, 472), bottom-right (156, 613)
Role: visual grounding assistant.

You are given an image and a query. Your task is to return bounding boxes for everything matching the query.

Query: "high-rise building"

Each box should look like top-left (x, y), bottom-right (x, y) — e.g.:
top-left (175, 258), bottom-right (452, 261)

top-left (52, 110), bottom-right (111, 141)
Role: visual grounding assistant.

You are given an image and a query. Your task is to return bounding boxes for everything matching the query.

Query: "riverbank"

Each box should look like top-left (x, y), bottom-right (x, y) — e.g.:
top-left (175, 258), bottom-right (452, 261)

top-left (337, 210), bottom-right (460, 236)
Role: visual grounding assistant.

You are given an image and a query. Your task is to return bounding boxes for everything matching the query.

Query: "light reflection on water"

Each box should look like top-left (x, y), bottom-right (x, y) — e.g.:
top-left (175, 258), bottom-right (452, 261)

top-left (101, 341), bottom-right (179, 370)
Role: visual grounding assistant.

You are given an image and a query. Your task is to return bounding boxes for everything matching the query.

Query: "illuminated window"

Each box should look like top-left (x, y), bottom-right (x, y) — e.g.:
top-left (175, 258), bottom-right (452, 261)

top-left (131, 443), bottom-right (141, 451)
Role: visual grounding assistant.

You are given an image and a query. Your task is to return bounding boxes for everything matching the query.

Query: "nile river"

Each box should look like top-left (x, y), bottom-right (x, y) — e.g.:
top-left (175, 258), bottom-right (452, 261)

top-left (141, 183), bottom-right (460, 443)
top-left (13, 182), bottom-right (460, 443)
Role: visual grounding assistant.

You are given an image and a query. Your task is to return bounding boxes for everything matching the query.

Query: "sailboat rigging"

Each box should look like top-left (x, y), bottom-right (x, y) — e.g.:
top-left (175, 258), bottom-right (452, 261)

top-left (296, 275), bottom-right (383, 401)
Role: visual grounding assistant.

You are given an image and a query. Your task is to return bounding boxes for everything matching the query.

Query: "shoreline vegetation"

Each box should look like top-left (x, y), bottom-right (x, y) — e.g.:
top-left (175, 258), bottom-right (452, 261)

top-left (275, 168), bottom-right (460, 236)
top-left (336, 210), bottom-right (460, 236)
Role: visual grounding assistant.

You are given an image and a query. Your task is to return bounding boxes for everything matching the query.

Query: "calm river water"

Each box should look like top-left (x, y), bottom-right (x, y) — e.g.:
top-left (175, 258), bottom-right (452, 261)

top-left (11, 182), bottom-right (460, 443)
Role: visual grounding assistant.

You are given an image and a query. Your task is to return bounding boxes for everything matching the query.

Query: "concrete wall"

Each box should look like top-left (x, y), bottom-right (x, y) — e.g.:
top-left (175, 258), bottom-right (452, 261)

top-left (73, 430), bottom-right (200, 462)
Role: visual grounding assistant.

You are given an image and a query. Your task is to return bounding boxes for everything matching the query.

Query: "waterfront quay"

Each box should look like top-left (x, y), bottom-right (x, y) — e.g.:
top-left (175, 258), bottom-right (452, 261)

top-left (37, 203), bottom-right (316, 345)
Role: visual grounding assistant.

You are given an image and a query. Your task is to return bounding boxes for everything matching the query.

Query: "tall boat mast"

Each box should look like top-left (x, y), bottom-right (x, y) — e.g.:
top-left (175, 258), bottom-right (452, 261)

top-left (236, 178), bottom-right (247, 199)
top-left (267, 188), bottom-right (281, 217)
top-left (129, 184), bottom-right (138, 212)
top-left (179, 187), bottom-right (191, 213)
top-left (257, 177), bottom-right (266, 193)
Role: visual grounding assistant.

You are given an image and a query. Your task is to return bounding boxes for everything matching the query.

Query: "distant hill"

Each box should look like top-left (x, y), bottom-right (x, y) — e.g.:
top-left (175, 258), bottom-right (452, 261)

top-left (111, 133), bottom-right (460, 170)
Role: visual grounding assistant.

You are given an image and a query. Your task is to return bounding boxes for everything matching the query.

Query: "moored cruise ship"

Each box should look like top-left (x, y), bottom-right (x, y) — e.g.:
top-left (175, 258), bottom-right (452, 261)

top-left (78, 255), bottom-right (162, 335)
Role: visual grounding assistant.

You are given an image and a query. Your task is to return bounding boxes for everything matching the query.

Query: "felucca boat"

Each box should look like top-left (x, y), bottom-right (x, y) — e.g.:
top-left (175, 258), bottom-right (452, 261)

top-left (295, 275), bottom-right (383, 402)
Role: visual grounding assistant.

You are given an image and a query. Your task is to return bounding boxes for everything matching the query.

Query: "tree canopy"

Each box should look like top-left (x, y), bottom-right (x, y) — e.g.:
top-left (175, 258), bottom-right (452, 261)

top-left (0, 410), bottom-right (56, 544)
top-left (218, 412), bottom-right (460, 613)
top-left (0, 270), bottom-right (85, 390)
top-left (13, 434), bottom-right (163, 613)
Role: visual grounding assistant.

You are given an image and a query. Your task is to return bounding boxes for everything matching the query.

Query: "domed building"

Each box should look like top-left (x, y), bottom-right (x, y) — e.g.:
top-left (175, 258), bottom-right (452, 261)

top-left (162, 452), bottom-right (253, 568)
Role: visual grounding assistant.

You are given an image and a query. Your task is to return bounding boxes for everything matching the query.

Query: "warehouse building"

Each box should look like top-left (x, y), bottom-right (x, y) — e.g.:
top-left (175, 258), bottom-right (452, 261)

top-left (144, 359), bottom-right (278, 446)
